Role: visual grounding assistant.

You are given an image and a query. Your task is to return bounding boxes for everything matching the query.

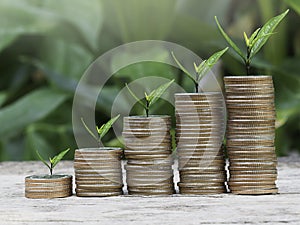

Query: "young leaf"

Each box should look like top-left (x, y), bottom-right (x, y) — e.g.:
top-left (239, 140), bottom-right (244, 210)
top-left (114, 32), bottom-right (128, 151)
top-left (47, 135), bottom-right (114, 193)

top-left (147, 79), bottom-right (174, 107)
top-left (244, 32), bottom-right (250, 46)
top-left (250, 9), bottom-right (289, 58)
top-left (36, 150), bottom-right (51, 170)
top-left (215, 16), bottom-right (246, 62)
top-left (97, 114), bottom-right (120, 140)
top-left (81, 117), bottom-right (99, 142)
top-left (194, 60), bottom-right (207, 75)
top-left (51, 148), bottom-right (70, 168)
top-left (248, 28), bottom-right (261, 46)
top-left (125, 83), bottom-right (147, 109)
top-left (171, 52), bottom-right (197, 85)
top-left (197, 47), bottom-right (228, 81)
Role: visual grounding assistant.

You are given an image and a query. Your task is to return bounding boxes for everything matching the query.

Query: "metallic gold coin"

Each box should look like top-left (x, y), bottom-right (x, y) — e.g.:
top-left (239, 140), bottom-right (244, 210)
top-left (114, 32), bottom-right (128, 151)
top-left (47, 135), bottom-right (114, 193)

top-left (128, 189), bottom-right (174, 195)
top-left (25, 190), bottom-right (72, 199)
top-left (75, 189), bottom-right (123, 197)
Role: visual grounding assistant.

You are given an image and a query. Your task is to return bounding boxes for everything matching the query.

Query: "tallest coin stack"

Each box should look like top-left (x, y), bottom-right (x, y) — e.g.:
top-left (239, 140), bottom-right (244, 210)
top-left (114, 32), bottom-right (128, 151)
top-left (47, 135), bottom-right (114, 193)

top-left (224, 76), bottom-right (278, 195)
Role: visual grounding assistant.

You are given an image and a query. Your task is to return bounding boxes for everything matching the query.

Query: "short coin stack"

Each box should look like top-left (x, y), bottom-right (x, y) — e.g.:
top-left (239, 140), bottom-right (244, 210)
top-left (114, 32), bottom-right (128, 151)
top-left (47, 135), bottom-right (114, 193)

top-left (175, 93), bottom-right (226, 194)
top-left (25, 175), bottom-right (72, 199)
top-left (224, 76), bottom-right (278, 195)
top-left (123, 116), bottom-right (174, 195)
top-left (74, 148), bottom-right (123, 197)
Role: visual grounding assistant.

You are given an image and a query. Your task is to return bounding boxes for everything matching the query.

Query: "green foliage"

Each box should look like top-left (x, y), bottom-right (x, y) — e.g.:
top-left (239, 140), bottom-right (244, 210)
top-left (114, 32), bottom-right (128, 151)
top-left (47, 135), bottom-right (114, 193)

top-left (215, 10), bottom-right (289, 74)
top-left (126, 80), bottom-right (174, 117)
top-left (81, 115), bottom-right (120, 147)
top-left (0, 0), bottom-right (299, 159)
top-left (36, 148), bottom-right (70, 175)
top-left (0, 89), bottom-right (68, 138)
top-left (172, 48), bottom-right (228, 92)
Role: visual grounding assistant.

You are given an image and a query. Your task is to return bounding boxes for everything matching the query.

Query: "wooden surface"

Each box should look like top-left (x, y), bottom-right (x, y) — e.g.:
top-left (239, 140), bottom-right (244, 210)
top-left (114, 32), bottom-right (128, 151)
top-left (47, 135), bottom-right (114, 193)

top-left (0, 155), bottom-right (299, 225)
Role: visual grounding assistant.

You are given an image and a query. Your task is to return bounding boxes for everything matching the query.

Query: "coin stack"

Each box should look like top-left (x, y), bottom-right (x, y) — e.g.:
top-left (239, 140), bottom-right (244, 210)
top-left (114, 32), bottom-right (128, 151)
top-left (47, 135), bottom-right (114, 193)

top-left (25, 175), bottom-right (72, 199)
top-left (123, 116), bottom-right (175, 195)
top-left (224, 76), bottom-right (278, 195)
top-left (175, 93), bottom-right (226, 194)
top-left (74, 148), bottom-right (123, 197)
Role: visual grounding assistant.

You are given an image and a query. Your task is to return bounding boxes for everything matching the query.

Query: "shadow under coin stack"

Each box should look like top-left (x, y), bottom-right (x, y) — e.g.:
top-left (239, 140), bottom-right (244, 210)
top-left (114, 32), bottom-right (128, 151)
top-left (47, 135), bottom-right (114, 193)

top-left (175, 93), bottom-right (226, 194)
top-left (74, 148), bottom-right (123, 197)
top-left (224, 76), bottom-right (278, 195)
top-left (123, 116), bottom-right (174, 195)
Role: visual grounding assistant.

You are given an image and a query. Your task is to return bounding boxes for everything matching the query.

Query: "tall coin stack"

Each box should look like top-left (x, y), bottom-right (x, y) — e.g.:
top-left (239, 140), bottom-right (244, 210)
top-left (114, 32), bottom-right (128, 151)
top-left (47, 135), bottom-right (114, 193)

top-left (175, 93), bottom-right (226, 194)
top-left (123, 116), bottom-right (175, 195)
top-left (224, 76), bottom-right (278, 195)
top-left (74, 148), bottom-right (123, 197)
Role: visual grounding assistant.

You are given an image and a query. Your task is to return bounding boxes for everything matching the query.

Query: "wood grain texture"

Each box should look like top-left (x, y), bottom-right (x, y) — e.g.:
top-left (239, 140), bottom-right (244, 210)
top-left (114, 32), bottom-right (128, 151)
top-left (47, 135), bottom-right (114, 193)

top-left (0, 155), bottom-right (299, 225)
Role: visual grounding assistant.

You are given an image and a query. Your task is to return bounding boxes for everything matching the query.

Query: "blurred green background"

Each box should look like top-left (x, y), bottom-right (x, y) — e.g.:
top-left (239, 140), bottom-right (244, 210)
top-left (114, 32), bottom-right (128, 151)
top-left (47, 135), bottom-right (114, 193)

top-left (0, 0), bottom-right (300, 161)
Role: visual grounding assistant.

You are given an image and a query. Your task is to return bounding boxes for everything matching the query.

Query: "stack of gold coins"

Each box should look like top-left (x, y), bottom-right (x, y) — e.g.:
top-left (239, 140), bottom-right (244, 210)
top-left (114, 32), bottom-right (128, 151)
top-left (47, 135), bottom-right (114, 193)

top-left (25, 175), bottom-right (72, 199)
top-left (224, 76), bottom-right (278, 195)
top-left (74, 148), bottom-right (123, 197)
top-left (123, 116), bottom-right (174, 195)
top-left (175, 93), bottom-right (226, 194)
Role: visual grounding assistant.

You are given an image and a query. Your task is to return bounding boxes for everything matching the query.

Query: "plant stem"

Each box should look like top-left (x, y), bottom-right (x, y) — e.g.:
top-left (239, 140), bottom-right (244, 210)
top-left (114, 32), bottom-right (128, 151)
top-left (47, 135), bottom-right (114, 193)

top-left (146, 100), bottom-right (149, 117)
top-left (50, 163), bottom-right (53, 176)
top-left (246, 47), bottom-right (251, 75)
top-left (246, 60), bottom-right (251, 75)
top-left (195, 83), bottom-right (199, 93)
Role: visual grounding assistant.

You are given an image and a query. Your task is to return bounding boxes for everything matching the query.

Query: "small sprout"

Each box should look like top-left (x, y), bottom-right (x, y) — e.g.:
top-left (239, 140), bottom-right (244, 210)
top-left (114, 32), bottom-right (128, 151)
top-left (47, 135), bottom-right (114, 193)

top-left (126, 80), bottom-right (174, 117)
top-left (81, 115), bottom-right (120, 147)
top-left (172, 48), bottom-right (228, 92)
top-left (215, 9), bottom-right (289, 75)
top-left (36, 148), bottom-right (70, 176)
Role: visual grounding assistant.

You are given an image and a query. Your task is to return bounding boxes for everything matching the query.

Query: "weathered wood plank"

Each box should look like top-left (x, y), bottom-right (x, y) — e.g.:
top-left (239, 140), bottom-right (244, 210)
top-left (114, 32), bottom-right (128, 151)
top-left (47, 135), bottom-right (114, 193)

top-left (0, 156), bottom-right (299, 225)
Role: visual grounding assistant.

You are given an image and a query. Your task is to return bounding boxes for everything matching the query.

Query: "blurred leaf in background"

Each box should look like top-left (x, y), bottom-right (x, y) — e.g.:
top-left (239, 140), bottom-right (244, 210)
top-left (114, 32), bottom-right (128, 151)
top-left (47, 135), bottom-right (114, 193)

top-left (0, 0), bottom-right (300, 161)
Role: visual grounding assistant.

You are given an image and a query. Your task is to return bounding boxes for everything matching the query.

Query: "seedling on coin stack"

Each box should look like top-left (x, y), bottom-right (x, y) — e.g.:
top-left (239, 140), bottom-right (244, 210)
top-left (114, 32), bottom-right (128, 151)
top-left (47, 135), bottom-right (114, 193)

top-left (215, 10), bottom-right (289, 195)
top-left (171, 49), bottom-right (227, 195)
top-left (74, 115), bottom-right (124, 197)
top-left (25, 148), bottom-right (72, 199)
top-left (123, 80), bottom-right (175, 195)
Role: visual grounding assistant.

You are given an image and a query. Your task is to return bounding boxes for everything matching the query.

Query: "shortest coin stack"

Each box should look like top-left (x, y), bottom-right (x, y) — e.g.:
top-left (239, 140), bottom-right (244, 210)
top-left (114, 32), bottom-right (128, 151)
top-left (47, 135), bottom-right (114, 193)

top-left (25, 175), bottom-right (72, 199)
top-left (123, 116), bottom-right (175, 195)
top-left (74, 148), bottom-right (123, 197)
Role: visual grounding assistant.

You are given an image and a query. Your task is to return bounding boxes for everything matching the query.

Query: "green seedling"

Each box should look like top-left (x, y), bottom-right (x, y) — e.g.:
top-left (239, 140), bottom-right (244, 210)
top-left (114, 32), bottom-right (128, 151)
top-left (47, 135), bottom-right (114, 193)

top-left (172, 48), bottom-right (228, 92)
top-left (126, 80), bottom-right (174, 117)
top-left (36, 148), bottom-right (70, 176)
top-left (215, 9), bottom-right (289, 75)
top-left (81, 115), bottom-right (120, 147)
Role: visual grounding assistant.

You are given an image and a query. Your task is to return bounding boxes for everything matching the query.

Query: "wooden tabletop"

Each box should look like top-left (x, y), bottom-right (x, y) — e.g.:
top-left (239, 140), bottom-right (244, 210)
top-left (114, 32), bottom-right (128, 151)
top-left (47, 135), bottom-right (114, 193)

top-left (0, 155), bottom-right (299, 225)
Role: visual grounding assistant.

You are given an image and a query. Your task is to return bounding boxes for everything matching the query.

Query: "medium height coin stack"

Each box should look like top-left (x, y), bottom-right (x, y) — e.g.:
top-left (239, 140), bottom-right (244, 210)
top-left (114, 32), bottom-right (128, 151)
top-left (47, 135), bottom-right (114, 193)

top-left (175, 93), bottom-right (226, 194)
top-left (74, 148), bottom-right (123, 197)
top-left (123, 116), bottom-right (174, 195)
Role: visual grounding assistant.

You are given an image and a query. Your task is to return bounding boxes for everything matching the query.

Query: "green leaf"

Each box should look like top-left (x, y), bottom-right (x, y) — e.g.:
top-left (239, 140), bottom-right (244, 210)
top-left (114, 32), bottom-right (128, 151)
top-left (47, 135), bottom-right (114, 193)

top-left (194, 60), bottom-right (206, 74)
top-left (215, 16), bottom-right (246, 62)
top-left (244, 32), bottom-right (250, 46)
top-left (125, 83), bottom-right (147, 109)
top-left (147, 79), bottom-right (174, 107)
top-left (51, 148), bottom-right (70, 168)
top-left (0, 88), bottom-right (68, 138)
top-left (97, 115), bottom-right (120, 140)
top-left (36, 150), bottom-right (51, 170)
top-left (249, 28), bottom-right (261, 46)
top-left (81, 118), bottom-right (99, 142)
top-left (171, 52), bottom-right (197, 85)
top-left (196, 47), bottom-right (228, 81)
top-left (250, 9), bottom-right (289, 58)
